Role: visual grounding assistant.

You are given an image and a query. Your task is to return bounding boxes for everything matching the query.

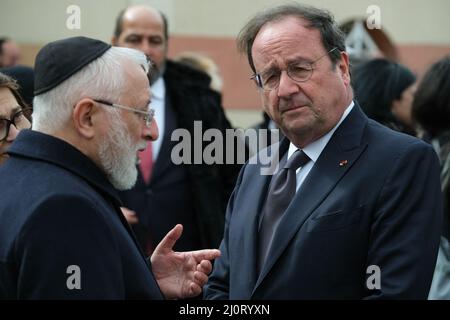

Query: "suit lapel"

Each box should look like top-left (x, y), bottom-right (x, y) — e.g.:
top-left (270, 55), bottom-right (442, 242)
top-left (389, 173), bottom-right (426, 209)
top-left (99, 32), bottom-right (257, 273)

top-left (231, 140), bottom-right (288, 296)
top-left (238, 169), bottom-right (271, 294)
top-left (253, 105), bottom-right (369, 294)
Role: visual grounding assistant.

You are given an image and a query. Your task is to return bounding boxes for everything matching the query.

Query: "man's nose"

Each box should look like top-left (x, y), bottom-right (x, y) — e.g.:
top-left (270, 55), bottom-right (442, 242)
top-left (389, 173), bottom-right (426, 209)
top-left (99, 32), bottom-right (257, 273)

top-left (142, 119), bottom-right (159, 142)
top-left (277, 71), bottom-right (300, 99)
top-left (139, 39), bottom-right (154, 60)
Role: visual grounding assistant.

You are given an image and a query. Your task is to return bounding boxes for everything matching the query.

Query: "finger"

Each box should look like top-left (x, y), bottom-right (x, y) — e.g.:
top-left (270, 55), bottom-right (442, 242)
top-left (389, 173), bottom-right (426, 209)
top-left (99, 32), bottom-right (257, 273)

top-left (194, 270), bottom-right (208, 286)
top-left (189, 282), bottom-right (202, 297)
top-left (197, 260), bottom-right (212, 275)
top-left (153, 224), bottom-right (183, 254)
top-left (190, 249), bottom-right (221, 262)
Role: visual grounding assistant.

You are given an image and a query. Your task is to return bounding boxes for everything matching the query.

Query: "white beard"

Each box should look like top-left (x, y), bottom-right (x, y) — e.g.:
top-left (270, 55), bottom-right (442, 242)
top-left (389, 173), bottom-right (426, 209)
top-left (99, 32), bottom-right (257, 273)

top-left (98, 111), bottom-right (146, 190)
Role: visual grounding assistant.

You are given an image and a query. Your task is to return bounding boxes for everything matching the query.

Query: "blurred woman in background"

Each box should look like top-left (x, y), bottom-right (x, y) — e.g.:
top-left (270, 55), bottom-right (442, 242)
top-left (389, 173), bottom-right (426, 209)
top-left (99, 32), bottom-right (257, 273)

top-left (0, 72), bottom-right (31, 165)
top-left (353, 58), bottom-right (417, 135)
top-left (412, 56), bottom-right (450, 299)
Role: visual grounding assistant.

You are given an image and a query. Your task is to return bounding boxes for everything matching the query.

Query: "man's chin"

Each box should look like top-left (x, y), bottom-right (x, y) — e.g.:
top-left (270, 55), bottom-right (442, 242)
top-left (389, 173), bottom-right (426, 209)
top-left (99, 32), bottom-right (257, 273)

top-left (281, 119), bottom-right (316, 139)
top-left (108, 167), bottom-right (138, 191)
top-left (115, 182), bottom-right (136, 191)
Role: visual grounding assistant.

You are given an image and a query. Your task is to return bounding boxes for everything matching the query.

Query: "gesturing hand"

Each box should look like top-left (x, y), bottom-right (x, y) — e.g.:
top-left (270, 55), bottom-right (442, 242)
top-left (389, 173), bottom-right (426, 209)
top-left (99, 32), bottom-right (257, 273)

top-left (151, 224), bottom-right (221, 299)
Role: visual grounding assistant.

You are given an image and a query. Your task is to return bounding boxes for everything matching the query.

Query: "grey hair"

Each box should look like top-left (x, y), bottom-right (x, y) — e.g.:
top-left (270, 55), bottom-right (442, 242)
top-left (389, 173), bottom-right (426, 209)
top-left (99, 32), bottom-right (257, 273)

top-left (237, 3), bottom-right (346, 73)
top-left (32, 46), bottom-right (149, 133)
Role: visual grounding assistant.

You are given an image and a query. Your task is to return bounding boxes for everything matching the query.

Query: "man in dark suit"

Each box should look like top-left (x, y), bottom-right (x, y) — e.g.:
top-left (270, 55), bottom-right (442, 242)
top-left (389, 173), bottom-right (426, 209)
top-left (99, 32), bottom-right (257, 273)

top-left (204, 4), bottom-right (442, 299)
top-left (0, 37), bottom-right (219, 299)
top-left (112, 5), bottom-right (242, 254)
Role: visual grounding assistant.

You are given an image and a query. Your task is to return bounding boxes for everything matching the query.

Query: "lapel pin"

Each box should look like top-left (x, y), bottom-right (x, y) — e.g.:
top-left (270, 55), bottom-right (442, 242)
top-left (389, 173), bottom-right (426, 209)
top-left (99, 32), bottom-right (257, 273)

top-left (339, 160), bottom-right (348, 167)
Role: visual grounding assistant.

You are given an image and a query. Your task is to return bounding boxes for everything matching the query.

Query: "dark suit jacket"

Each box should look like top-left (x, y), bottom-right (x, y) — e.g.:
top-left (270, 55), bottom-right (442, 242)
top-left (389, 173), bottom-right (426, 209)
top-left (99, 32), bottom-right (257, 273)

top-left (0, 130), bottom-right (163, 299)
top-left (204, 104), bottom-right (443, 299)
top-left (120, 60), bottom-right (243, 251)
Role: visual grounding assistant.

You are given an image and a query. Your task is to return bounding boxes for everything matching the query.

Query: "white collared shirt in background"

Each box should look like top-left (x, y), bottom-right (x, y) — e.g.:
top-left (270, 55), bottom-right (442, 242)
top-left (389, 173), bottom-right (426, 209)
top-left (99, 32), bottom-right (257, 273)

top-left (149, 77), bottom-right (166, 162)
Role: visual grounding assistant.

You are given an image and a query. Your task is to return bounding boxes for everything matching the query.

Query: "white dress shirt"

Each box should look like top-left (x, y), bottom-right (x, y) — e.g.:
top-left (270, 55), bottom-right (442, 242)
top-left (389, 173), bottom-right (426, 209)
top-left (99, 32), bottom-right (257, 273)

top-left (150, 77), bottom-right (166, 162)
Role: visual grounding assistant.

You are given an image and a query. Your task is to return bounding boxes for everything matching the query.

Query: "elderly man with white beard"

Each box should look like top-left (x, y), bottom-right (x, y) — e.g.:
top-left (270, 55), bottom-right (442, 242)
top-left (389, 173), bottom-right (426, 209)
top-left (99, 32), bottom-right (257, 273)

top-left (0, 36), bottom-right (220, 299)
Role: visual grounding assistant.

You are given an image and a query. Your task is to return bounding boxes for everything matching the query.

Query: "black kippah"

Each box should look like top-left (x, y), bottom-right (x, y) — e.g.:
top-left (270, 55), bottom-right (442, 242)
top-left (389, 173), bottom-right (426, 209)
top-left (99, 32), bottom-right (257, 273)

top-left (34, 36), bottom-right (111, 95)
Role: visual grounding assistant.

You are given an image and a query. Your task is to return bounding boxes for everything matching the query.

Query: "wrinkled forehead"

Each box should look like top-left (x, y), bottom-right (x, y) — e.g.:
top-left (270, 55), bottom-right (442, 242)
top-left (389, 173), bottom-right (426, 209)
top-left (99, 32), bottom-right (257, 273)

top-left (251, 16), bottom-right (323, 69)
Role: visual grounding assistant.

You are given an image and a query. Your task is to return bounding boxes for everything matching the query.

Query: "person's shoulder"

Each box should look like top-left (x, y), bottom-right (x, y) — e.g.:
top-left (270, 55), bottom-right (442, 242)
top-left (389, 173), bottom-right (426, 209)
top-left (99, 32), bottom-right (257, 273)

top-left (21, 192), bottom-right (113, 242)
top-left (0, 155), bottom-right (78, 196)
top-left (2, 157), bottom-right (107, 216)
top-left (366, 119), bottom-right (435, 157)
top-left (367, 119), bottom-right (425, 145)
top-left (29, 159), bottom-right (99, 196)
top-left (0, 189), bottom-right (110, 253)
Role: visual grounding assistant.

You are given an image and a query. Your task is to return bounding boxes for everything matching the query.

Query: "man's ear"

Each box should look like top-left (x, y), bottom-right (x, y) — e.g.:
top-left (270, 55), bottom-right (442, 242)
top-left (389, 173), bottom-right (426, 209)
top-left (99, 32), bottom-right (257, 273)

top-left (338, 51), bottom-right (351, 86)
top-left (72, 98), bottom-right (98, 139)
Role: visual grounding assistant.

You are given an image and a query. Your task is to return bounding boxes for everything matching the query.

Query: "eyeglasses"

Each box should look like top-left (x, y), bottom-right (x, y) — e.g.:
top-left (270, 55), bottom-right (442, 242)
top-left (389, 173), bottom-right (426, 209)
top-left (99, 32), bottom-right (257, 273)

top-left (0, 107), bottom-right (32, 142)
top-left (93, 99), bottom-right (155, 128)
top-left (251, 47), bottom-right (339, 91)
